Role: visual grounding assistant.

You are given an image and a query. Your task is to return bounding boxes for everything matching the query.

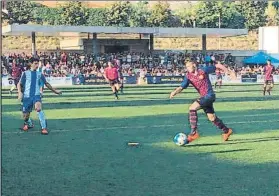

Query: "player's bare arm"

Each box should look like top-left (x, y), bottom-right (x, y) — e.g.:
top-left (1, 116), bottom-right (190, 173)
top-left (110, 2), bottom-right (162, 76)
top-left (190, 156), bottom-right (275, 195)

top-left (215, 63), bottom-right (235, 79)
top-left (45, 82), bottom-right (62, 95)
top-left (17, 82), bottom-right (23, 101)
top-left (215, 63), bottom-right (228, 73)
top-left (170, 87), bottom-right (183, 99)
top-left (103, 74), bottom-right (109, 82)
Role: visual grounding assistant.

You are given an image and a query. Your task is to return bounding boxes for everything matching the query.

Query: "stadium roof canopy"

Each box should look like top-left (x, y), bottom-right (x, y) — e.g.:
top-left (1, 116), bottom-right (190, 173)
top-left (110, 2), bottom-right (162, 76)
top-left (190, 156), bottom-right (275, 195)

top-left (2, 24), bottom-right (248, 38)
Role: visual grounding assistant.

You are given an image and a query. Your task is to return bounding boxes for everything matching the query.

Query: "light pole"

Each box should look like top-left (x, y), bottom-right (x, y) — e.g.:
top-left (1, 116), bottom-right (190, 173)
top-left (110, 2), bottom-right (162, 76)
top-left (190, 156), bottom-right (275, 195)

top-left (218, 10), bottom-right (221, 50)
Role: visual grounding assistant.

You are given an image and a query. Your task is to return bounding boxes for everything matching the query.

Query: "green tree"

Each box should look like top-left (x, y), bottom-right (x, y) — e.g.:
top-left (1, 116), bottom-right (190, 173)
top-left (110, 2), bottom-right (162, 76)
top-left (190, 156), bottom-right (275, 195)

top-left (266, 2), bottom-right (279, 26)
top-left (175, 2), bottom-right (198, 27)
top-left (87, 8), bottom-right (107, 26)
top-left (237, 1), bottom-right (268, 31)
top-left (273, 1), bottom-right (279, 25)
top-left (58, 1), bottom-right (89, 26)
top-left (106, 1), bottom-right (132, 27)
top-left (195, 2), bottom-right (219, 28)
top-left (195, 2), bottom-right (244, 29)
top-left (148, 1), bottom-right (173, 27)
top-left (3, 1), bottom-right (41, 24)
top-left (129, 1), bottom-right (151, 27)
top-left (220, 2), bottom-right (245, 29)
top-left (33, 7), bottom-right (61, 25)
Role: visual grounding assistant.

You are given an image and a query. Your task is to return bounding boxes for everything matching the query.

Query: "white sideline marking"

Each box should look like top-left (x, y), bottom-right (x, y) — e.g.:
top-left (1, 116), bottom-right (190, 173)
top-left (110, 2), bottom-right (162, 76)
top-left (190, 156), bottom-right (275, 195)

top-left (2, 119), bottom-right (278, 135)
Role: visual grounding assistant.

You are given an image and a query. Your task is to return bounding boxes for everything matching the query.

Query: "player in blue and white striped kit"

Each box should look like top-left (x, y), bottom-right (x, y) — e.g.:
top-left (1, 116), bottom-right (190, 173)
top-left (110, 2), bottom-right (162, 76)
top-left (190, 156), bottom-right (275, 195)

top-left (37, 61), bottom-right (45, 96)
top-left (17, 58), bottom-right (62, 135)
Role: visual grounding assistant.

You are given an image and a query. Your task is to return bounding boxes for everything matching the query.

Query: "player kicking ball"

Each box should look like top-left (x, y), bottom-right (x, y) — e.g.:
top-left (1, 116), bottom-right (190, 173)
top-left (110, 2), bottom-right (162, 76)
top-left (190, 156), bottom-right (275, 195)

top-left (169, 61), bottom-right (233, 143)
top-left (263, 59), bottom-right (275, 96)
top-left (17, 58), bottom-right (62, 135)
top-left (104, 61), bottom-right (121, 100)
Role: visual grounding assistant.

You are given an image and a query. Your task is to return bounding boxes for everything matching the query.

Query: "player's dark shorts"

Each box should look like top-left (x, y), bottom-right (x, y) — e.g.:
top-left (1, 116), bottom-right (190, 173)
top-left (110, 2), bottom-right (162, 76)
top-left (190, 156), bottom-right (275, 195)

top-left (109, 79), bottom-right (119, 86)
top-left (264, 79), bottom-right (274, 85)
top-left (22, 95), bottom-right (42, 113)
top-left (216, 75), bottom-right (222, 80)
top-left (13, 78), bottom-right (20, 86)
top-left (196, 94), bottom-right (216, 114)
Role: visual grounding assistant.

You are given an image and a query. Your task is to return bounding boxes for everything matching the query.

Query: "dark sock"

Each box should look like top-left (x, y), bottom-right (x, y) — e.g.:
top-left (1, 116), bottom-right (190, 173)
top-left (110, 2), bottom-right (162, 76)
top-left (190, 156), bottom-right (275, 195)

top-left (121, 84), bottom-right (123, 92)
top-left (263, 87), bottom-right (266, 95)
top-left (114, 91), bottom-right (118, 98)
top-left (189, 110), bottom-right (198, 134)
top-left (214, 82), bottom-right (217, 89)
top-left (213, 117), bottom-right (229, 133)
top-left (24, 118), bottom-right (29, 125)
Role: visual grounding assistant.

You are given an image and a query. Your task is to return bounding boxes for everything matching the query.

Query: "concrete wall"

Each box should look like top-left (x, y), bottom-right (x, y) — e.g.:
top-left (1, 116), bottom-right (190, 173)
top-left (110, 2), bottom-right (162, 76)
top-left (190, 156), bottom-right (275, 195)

top-left (60, 38), bottom-right (84, 50)
top-left (83, 39), bottom-right (149, 54)
top-left (259, 26), bottom-right (279, 54)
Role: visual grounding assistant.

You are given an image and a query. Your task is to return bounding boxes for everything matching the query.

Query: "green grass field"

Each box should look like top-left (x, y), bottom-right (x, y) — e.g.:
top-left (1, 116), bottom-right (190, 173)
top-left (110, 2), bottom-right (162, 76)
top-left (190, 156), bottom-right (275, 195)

top-left (2, 84), bottom-right (279, 196)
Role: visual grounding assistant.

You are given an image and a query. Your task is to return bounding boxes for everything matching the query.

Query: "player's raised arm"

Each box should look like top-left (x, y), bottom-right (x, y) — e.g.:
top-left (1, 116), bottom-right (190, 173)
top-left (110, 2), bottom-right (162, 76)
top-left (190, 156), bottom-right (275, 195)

top-left (170, 77), bottom-right (189, 99)
top-left (215, 62), bottom-right (229, 73)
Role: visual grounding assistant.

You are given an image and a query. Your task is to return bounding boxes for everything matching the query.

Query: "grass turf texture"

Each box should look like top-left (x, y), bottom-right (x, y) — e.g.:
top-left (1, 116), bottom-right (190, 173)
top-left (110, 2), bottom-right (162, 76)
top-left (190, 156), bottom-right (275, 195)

top-left (2, 84), bottom-right (279, 196)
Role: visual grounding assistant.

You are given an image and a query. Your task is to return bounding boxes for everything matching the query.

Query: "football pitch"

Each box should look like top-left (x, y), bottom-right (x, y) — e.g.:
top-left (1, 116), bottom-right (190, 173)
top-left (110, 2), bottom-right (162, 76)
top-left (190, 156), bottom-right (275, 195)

top-left (2, 84), bottom-right (279, 196)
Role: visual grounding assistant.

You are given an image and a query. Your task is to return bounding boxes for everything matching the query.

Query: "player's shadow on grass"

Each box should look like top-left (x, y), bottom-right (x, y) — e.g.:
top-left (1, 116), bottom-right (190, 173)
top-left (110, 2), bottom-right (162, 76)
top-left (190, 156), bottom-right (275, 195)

top-left (185, 137), bottom-right (279, 148)
top-left (208, 148), bottom-right (252, 154)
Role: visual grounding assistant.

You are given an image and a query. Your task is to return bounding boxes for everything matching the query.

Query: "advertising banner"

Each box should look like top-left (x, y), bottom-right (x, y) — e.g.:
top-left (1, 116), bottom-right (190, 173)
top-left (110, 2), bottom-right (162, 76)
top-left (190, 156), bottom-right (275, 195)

top-left (75, 75), bottom-right (137, 85)
top-left (257, 74), bottom-right (279, 83)
top-left (241, 74), bottom-right (257, 83)
top-left (209, 74), bottom-right (241, 83)
top-left (2, 76), bottom-right (14, 87)
top-left (146, 76), bottom-right (184, 84)
top-left (45, 77), bottom-right (73, 86)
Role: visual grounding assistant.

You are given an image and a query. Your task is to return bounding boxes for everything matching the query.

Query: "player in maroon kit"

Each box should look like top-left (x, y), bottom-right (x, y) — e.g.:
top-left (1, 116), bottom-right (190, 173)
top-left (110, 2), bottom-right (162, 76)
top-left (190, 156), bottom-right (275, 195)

top-left (263, 59), bottom-right (275, 96)
top-left (9, 59), bottom-right (24, 95)
top-left (104, 61), bottom-right (121, 100)
top-left (113, 59), bottom-right (124, 94)
top-left (170, 61), bottom-right (233, 143)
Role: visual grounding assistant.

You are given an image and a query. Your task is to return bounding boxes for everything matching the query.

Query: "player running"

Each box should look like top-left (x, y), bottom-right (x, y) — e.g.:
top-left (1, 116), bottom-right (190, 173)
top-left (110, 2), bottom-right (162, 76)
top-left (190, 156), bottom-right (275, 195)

top-left (9, 59), bottom-right (23, 95)
top-left (17, 58), bottom-right (62, 135)
top-left (169, 61), bottom-right (233, 143)
top-left (104, 61), bottom-right (121, 100)
top-left (263, 59), bottom-right (275, 96)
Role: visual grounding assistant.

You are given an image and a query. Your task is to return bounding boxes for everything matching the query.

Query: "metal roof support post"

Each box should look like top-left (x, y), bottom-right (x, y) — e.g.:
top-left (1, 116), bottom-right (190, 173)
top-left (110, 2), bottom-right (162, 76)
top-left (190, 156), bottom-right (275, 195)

top-left (149, 33), bottom-right (154, 54)
top-left (202, 34), bottom-right (207, 55)
top-left (31, 32), bottom-right (36, 56)
top-left (92, 33), bottom-right (98, 56)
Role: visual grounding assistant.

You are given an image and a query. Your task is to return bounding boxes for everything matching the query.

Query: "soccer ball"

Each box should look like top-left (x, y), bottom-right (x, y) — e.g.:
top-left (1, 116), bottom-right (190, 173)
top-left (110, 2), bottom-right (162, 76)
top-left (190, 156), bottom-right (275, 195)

top-left (173, 133), bottom-right (189, 146)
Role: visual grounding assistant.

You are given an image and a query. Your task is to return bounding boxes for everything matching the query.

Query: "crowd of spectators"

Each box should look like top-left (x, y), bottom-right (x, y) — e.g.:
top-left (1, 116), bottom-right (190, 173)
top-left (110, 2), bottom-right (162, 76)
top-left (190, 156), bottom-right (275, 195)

top-left (1, 51), bottom-right (278, 78)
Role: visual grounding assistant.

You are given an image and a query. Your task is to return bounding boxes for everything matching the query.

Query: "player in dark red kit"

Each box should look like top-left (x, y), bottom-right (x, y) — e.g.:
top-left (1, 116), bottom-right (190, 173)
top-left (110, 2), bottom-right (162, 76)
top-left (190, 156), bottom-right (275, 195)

top-left (104, 61), bottom-right (121, 100)
top-left (263, 59), bottom-right (275, 96)
top-left (170, 61), bottom-right (233, 143)
top-left (9, 59), bottom-right (24, 95)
